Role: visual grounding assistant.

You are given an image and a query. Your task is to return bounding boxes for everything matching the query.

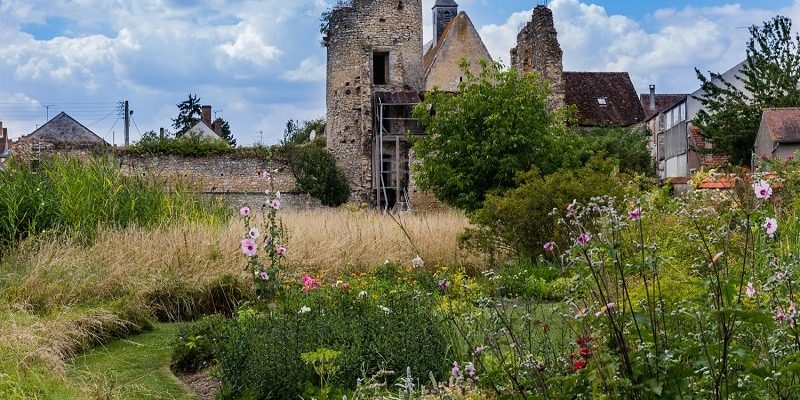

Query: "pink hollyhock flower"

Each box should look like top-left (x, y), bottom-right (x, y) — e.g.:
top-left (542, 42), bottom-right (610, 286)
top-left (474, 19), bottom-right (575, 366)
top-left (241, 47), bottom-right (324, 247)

top-left (270, 199), bottom-right (281, 210)
top-left (566, 200), bottom-right (577, 217)
top-left (259, 271), bottom-right (269, 281)
top-left (261, 170), bottom-right (271, 180)
top-left (777, 272), bottom-right (786, 281)
top-left (763, 218), bottom-right (778, 238)
top-left (248, 227), bottom-right (260, 240)
top-left (277, 246), bottom-right (287, 256)
top-left (746, 282), bottom-right (756, 298)
top-left (241, 239), bottom-right (257, 257)
top-left (240, 207), bottom-right (251, 217)
top-left (628, 208), bottom-right (642, 221)
top-left (576, 233), bottom-right (592, 247)
top-left (543, 242), bottom-right (556, 252)
top-left (754, 180), bottom-right (772, 200)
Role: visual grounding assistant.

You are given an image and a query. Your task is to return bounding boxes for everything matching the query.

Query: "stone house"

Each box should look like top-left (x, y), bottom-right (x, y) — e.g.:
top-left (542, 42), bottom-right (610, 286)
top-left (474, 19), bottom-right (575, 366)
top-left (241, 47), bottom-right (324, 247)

top-left (325, 0), bottom-right (492, 209)
top-left (14, 112), bottom-right (110, 165)
top-left (754, 108), bottom-right (800, 161)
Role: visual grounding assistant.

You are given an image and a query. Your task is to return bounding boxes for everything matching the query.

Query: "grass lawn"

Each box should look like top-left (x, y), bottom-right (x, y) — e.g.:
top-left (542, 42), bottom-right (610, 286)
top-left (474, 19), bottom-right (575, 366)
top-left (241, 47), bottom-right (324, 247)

top-left (67, 323), bottom-right (196, 400)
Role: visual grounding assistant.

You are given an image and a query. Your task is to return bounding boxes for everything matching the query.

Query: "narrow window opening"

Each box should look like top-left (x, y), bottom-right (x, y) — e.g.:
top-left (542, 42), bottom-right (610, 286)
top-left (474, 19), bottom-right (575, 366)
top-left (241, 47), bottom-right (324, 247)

top-left (397, 1), bottom-right (403, 10)
top-left (373, 52), bottom-right (388, 85)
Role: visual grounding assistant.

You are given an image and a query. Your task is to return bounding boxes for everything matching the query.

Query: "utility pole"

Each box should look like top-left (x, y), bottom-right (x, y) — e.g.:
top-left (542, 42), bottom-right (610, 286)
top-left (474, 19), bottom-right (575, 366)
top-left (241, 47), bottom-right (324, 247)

top-left (123, 100), bottom-right (130, 147)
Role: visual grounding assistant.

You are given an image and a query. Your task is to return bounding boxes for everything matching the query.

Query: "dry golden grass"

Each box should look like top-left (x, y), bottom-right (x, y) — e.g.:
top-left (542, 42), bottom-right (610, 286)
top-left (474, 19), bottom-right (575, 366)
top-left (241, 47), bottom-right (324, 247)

top-left (0, 208), bottom-right (474, 375)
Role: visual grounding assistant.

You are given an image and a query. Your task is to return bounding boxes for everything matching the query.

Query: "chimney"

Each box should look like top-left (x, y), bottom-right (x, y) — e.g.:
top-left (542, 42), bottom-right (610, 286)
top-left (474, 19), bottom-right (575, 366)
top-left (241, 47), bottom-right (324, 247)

top-left (213, 118), bottom-right (223, 137)
top-left (201, 105), bottom-right (212, 127)
top-left (649, 85), bottom-right (656, 111)
top-left (432, 0), bottom-right (458, 44)
top-left (159, 127), bottom-right (165, 139)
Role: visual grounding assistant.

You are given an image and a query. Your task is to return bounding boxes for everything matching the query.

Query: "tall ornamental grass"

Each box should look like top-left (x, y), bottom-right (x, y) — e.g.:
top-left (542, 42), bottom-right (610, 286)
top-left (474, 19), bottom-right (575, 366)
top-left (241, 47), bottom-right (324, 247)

top-left (0, 157), bottom-right (227, 249)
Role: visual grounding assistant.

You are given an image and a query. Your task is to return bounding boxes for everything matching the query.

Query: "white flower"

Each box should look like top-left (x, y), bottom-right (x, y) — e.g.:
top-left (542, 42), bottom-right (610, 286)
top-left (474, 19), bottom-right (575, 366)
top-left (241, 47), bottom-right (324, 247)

top-left (378, 305), bottom-right (391, 314)
top-left (754, 180), bottom-right (772, 200)
top-left (412, 255), bottom-right (424, 268)
top-left (358, 290), bottom-right (368, 298)
top-left (248, 227), bottom-right (261, 240)
top-left (299, 306), bottom-right (311, 314)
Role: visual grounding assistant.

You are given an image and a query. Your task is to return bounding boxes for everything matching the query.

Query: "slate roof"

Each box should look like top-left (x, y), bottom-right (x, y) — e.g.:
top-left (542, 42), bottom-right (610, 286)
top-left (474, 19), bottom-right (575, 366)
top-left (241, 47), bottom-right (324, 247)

top-left (640, 94), bottom-right (687, 121)
top-left (563, 72), bottom-right (645, 127)
top-left (761, 108), bottom-right (800, 143)
top-left (433, 0), bottom-right (458, 6)
top-left (22, 112), bottom-right (108, 145)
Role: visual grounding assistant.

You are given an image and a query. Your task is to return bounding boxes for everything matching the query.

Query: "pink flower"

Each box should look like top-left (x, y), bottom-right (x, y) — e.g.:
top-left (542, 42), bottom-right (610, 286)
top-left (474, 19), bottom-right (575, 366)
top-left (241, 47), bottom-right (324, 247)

top-left (270, 199), bottom-right (281, 210)
top-left (543, 242), bottom-right (556, 252)
top-left (259, 271), bottom-right (270, 281)
top-left (248, 227), bottom-right (261, 240)
top-left (763, 217), bottom-right (778, 238)
top-left (754, 180), bottom-right (772, 200)
top-left (574, 308), bottom-right (589, 319)
top-left (745, 282), bottom-right (756, 297)
top-left (340, 283), bottom-right (350, 290)
top-left (451, 362), bottom-right (461, 379)
top-left (473, 346), bottom-right (486, 355)
top-left (777, 272), bottom-right (786, 281)
top-left (628, 208), bottom-right (642, 221)
top-left (241, 239), bottom-right (257, 257)
top-left (566, 200), bottom-right (577, 217)
top-left (576, 233), bottom-right (592, 247)
top-left (261, 170), bottom-right (271, 180)
top-left (464, 362), bottom-right (476, 379)
top-left (775, 307), bottom-right (786, 322)
top-left (240, 207), bottom-right (251, 217)
top-left (595, 302), bottom-right (615, 317)
top-left (277, 246), bottom-right (287, 256)
top-left (438, 279), bottom-right (451, 291)
top-left (301, 275), bottom-right (320, 292)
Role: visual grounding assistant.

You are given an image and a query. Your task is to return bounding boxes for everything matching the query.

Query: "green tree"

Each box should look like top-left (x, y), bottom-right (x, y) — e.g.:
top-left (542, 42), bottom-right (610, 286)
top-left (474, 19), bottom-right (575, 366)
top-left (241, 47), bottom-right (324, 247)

top-left (693, 15), bottom-right (800, 165)
top-left (578, 127), bottom-right (655, 176)
top-left (411, 61), bottom-right (579, 211)
top-left (282, 118), bottom-right (325, 146)
top-left (172, 94), bottom-right (203, 137)
top-left (216, 119), bottom-right (237, 147)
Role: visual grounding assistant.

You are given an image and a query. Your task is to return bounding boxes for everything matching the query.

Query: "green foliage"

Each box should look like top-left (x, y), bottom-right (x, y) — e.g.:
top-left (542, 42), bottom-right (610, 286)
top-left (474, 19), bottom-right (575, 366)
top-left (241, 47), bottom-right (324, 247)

top-left (464, 156), bottom-right (632, 260)
top-left (172, 94), bottom-right (203, 136)
top-left (129, 130), bottom-right (233, 156)
top-left (282, 118), bottom-right (325, 146)
top-left (216, 119), bottom-right (237, 147)
top-left (170, 315), bottom-right (228, 373)
top-left (693, 15), bottom-right (800, 165)
top-left (493, 259), bottom-right (567, 301)
top-left (0, 157), bottom-right (228, 250)
top-left (578, 127), bottom-right (655, 176)
top-left (412, 61), bottom-right (581, 211)
top-left (215, 285), bottom-right (449, 399)
top-left (287, 138), bottom-right (350, 207)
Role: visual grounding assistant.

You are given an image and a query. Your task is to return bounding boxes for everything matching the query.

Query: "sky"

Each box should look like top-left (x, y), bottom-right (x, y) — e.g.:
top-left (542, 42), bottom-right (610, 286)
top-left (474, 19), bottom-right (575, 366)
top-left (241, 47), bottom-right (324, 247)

top-left (0, 0), bottom-right (798, 146)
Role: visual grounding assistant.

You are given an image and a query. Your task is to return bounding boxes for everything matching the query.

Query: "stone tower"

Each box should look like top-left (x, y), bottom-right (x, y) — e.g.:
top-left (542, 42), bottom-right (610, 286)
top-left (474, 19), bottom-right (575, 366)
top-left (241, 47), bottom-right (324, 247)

top-left (510, 5), bottom-right (565, 109)
top-left (432, 0), bottom-right (458, 44)
top-left (325, 0), bottom-right (424, 204)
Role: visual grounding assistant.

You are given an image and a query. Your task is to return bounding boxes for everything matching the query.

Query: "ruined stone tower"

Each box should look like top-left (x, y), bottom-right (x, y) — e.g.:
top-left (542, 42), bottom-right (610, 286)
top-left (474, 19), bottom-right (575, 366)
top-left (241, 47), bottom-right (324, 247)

top-left (325, 0), bottom-right (424, 206)
top-left (510, 5), bottom-right (565, 109)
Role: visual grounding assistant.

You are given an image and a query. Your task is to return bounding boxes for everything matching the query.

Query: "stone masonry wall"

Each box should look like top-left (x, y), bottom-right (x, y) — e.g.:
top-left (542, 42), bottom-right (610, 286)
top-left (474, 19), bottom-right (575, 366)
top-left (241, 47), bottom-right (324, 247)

top-left (325, 0), bottom-right (424, 203)
top-left (510, 6), bottom-right (565, 110)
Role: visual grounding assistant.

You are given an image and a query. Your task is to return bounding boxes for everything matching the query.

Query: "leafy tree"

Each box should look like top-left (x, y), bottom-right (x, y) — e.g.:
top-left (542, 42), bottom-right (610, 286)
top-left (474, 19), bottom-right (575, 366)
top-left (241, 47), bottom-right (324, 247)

top-left (411, 61), bottom-right (580, 211)
top-left (693, 15), bottom-right (800, 165)
top-left (578, 127), bottom-right (655, 176)
top-left (216, 119), bottom-right (237, 147)
top-left (288, 140), bottom-right (350, 207)
top-left (172, 94), bottom-right (203, 137)
top-left (282, 118), bottom-right (325, 146)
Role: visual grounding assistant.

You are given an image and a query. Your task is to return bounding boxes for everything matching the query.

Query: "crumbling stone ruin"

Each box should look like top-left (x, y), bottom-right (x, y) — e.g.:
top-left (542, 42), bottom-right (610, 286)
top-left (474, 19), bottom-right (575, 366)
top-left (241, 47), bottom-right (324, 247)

top-left (510, 5), bottom-right (566, 110)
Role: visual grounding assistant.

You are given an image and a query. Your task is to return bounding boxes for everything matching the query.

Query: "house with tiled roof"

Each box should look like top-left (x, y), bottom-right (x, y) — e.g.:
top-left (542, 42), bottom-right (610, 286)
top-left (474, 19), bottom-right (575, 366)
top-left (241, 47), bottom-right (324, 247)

top-left (755, 108), bottom-right (800, 160)
top-left (185, 105), bottom-right (225, 141)
top-left (563, 72), bottom-right (645, 128)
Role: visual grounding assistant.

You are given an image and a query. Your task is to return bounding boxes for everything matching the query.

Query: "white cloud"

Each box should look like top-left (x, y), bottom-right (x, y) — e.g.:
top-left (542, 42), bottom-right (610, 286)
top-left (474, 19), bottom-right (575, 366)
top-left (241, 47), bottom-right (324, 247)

top-left (282, 58), bottom-right (326, 82)
top-left (218, 23), bottom-right (282, 67)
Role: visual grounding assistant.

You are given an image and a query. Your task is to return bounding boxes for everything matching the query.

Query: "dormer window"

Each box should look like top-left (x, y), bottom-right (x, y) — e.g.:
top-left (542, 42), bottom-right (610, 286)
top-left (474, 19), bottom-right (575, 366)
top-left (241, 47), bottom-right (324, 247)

top-left (597, 97), bottom-right (607, 107)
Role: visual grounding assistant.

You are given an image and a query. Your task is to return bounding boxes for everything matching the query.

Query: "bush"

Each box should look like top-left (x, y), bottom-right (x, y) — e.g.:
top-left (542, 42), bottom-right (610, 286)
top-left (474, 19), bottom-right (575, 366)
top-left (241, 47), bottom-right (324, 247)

top-left (128, 130), bottom-right (232, 156)
top-left (171, 315), bottom-right (229, 373)
top-left (215, 285), bottom-right (449, 399)
top-left (463, 156), bottom-right (635, 260)
top-left (287, 139), bottom-right (350, 207)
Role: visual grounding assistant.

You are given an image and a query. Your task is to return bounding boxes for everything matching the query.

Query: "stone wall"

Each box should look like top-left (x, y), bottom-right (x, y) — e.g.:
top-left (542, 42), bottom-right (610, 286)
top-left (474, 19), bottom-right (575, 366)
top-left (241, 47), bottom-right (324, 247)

top-left (325, 0), bottom-right (424, 203)
top-left (510, 6), bottom-right (565, 110)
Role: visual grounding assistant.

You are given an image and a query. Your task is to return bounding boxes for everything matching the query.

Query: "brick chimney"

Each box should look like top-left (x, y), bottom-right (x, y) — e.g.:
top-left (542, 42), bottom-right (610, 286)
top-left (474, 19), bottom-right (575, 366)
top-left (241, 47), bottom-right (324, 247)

top-left (201, 105), bottom-right (212, 127)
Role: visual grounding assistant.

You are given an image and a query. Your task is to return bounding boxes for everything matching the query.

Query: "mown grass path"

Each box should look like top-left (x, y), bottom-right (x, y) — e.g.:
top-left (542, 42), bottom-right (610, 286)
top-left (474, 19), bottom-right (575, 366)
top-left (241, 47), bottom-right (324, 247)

top-left (67, 323), bottom-right (196, 399)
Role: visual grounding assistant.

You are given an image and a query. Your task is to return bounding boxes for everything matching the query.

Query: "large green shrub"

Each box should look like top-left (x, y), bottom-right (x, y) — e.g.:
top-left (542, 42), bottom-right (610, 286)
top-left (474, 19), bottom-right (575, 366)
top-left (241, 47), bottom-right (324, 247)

top-left (215, 286), bottom-right (449, 399)
top-left (463, 156), bottom-right (634, 260)
top-left (287, 139), bottom-right (350, 207)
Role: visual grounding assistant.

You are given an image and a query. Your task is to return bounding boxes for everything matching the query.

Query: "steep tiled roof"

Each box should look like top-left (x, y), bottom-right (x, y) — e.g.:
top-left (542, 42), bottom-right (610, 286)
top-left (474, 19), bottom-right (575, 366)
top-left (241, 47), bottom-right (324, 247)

top-left (761, 108), bottom-right (800, 143)
top-left (640, 94), bottom-right (687, 121)
top-left (423, 17), bottom-right (456, 72)
top-left (22, 112), bottom-right (108, 145)
top-left (564, 72), bottom-right (645, 127)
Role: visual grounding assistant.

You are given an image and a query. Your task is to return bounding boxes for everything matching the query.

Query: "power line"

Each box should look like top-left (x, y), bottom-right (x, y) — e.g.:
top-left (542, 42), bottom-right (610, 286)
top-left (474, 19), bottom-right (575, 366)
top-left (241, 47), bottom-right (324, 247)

top-left (86, 110), bottom-right (118, 127)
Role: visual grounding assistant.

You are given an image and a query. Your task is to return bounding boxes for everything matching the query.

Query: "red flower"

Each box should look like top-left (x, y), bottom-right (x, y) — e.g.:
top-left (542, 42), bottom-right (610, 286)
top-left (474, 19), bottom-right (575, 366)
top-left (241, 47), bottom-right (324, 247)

top-left (571, 360), bottom-right (587, 372)
top-left (580, 346), bottom-right (592, 359)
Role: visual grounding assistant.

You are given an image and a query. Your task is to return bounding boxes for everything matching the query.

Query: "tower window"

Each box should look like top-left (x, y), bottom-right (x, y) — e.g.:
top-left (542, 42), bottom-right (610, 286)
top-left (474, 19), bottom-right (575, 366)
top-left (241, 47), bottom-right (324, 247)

top-left (373, 52), bottom-right (389, 85)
